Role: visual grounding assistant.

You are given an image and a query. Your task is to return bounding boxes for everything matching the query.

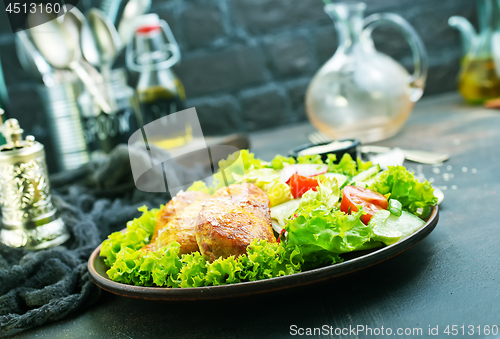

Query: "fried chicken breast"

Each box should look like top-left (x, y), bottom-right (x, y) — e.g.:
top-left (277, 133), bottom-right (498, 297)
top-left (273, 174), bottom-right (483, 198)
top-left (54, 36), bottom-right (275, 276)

top-left (142, 191), bottom-right (211, 254)
top-left (196, 183), bottom-right (276, 262)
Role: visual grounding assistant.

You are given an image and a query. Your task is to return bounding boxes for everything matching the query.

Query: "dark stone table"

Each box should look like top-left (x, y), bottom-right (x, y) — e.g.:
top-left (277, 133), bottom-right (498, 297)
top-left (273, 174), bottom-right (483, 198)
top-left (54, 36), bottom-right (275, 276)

top-left (12, 93), bottom-right (500, 338)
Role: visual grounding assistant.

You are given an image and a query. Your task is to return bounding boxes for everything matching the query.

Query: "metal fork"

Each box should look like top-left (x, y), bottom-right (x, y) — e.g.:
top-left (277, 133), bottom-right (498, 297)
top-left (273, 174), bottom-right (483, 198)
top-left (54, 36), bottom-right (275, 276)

top-left (307, 131), bottom-right (450, 164)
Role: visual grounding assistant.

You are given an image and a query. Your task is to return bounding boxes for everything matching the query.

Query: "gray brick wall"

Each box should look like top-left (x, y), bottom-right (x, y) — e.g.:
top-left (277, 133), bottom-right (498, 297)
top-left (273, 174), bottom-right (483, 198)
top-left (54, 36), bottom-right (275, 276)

top-left (0, 0), bottom-right (476, 157)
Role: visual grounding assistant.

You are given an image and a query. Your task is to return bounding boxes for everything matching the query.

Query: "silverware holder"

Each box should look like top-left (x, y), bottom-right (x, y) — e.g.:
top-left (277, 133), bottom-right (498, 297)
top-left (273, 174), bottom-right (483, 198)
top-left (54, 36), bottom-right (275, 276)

top-left (38, 81), bottom-right (90, 172)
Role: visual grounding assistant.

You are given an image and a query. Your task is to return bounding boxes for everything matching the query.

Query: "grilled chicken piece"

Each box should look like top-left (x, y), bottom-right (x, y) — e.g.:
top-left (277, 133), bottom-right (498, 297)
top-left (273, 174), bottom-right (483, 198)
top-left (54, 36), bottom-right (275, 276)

top-left (142, 191), bottom-right (211, 254)
top-left (196, 183), bottom-right (276, 262)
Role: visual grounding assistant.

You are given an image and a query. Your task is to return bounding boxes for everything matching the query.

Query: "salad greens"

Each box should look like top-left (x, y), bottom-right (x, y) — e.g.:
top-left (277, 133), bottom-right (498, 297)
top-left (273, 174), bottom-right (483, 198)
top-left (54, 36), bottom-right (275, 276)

top-left (103, 227), bottom-right (303, 287)
top-left (285, 204), bottom-right (371, 269)
top-left (368, 165), bottom-right (437, 217)
top-left (101, 150), bottom-right (437, 288)
top-left (271, 199), bottom-right (302, 230)
top-left (232, 168), bottom-right (293, 207)
top-left (326, 153), bottom-right (373, 176)
top-left (298, 177), bottom-right (340, 211)
top-left (100, 205), bottom-right (158, 267)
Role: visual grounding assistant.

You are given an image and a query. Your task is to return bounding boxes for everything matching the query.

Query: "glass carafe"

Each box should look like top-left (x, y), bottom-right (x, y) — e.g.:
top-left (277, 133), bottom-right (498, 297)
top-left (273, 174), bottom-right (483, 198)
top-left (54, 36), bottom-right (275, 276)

top-left (449, 0), bottom-right (500, 104)
top-left (306, 2), bottom-right (427, 143)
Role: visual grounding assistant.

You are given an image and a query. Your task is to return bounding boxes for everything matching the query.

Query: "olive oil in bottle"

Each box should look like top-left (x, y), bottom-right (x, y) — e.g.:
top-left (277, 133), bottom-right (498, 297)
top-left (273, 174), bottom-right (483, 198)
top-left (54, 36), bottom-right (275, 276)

top-left (137, 67), bottom-right (191, 149)
top-left (128, 15), bottom-right (192, 149)
top-left (458, 58), bottom-right (500, 104)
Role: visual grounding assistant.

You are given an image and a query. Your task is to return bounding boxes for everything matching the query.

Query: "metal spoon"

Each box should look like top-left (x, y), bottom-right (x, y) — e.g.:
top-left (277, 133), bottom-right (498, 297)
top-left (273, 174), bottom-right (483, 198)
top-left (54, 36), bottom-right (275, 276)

top-left (87, 8), bottom-right (121, 81)
top-left (59, 5), bottom-right (86, 58)
top-left (15, 31), bottom-right (56, 86)
top-left (60, 6), bottom-right (107, 89)
top-left (117, 0), bottom-right (152, 47)
top-left (81, 19), bottom-right (101, 67)
top-left (28, 11), bottom-right (112, 113)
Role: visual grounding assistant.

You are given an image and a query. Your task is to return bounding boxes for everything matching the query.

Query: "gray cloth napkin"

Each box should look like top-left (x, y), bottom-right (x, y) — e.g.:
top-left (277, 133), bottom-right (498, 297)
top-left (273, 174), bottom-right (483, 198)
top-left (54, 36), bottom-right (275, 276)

top-left (0, 144), bottom-right (207, 336)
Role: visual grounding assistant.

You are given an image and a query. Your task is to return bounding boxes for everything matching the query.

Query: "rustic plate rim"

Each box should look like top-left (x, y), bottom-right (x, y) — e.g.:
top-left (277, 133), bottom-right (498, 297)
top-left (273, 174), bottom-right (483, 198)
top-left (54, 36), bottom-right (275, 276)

top-left (88, 205), bottom-right (439, 300)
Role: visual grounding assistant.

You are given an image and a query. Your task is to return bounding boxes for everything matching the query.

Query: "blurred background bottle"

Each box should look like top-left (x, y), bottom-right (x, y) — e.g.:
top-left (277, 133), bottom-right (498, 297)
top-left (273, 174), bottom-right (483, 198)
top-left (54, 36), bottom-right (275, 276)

top-left (449, 0), bottom-right (500, 104)
top-left (127, 14), bottom-right (191, 150)
top-left (78, 68), bottom-right (140, 158)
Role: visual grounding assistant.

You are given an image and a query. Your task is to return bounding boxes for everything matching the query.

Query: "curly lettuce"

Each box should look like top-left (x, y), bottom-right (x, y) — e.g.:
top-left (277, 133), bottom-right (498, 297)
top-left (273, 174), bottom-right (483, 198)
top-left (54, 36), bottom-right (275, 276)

top-left (105, 242), bottom-right (182, 287)
top-left (232, 168), bottom-right (293, 207)
top-left (326, 153), bottom-right (373, 177)
top-left (297, 154), bottom-right (324, 165)
top-left (188, 151), bottom-right (372, 194)
top-left (369, 165), bottom-right (437, 217)
top-left (265, 179), bottom-right (293, 207)
top-left (270, 155), bottom-right (296, 170)
top-left (298, 176), bottom-right (340, 211)
top-left (100, 205), bottom-right (159, 266)
top-left (285, 202), bottom-right (373, 269)
top-left (101, 207), bottom-right (302, 287)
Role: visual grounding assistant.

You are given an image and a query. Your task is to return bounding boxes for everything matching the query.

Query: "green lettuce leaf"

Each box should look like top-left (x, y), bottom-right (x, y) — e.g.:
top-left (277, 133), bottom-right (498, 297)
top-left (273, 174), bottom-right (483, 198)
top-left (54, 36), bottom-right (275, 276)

top-left (233, 168), bottom-right (292, 207)
top-left (188, 150), bottom-right (271, 193)
top-left (357, 158), bottom-right (374, 172)
top-left (101, 205), bottom-right (303, 287)
top-left (317, 177), bottom-right (340, 210)
top-left (225, 149), bottom-right (269, 171)
top-left (100, 205), bottom-right (159, 267)
top-left (106, 242), bottom-right (182, 287)
top-left (285, 203), bottom-right (372, 268)
top-left (298, 177), bottom-right (340, 211)
top-left (233, 168), bottom-right (280, 187)
top-left (265, 179), bottom-right (293, 207)
top-left (238, 239), bottom-right (303, 281)
top-left (178, 252), bottom-right (207, 287)
top-left (297, 154), bottom-right (324, 165)
top-left (271, 199), bottom-right (301, 229)
top-left (326, 153), bottom-right (373, 177)
top-left (368, 165), bottom-right (437, 216)
top-left (326, 153), bottom-right (357, 176)
top-left (271, 154), bottom-right (296, 170)
top-left (206, 256), bottom-right (243, 286)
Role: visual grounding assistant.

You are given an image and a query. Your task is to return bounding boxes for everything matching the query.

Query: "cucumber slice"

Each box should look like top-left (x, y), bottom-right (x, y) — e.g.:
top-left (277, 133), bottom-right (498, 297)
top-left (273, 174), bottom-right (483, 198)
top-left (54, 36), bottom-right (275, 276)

top-left (321, 173), bottom-right (349, 187)
top-left (369, 210), bottom-right (402, 245)
top-left (369, 210), bottom-right (425, 246)
top-left (388, 199), bottom-right (402, 217)
top-left (358, 171), bottom-right (383, 188)
top-left (350, 164), bottom-right (381, 187)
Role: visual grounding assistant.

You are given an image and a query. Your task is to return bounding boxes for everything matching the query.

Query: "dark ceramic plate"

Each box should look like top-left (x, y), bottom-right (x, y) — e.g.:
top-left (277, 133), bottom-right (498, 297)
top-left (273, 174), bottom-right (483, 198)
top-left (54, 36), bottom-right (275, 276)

top-left (88, 206), bottom-right (439, 301)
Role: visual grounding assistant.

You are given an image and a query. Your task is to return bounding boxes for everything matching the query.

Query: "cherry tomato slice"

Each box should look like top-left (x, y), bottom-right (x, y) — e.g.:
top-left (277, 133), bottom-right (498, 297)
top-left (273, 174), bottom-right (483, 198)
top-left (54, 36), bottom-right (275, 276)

top-left (340, 185), bottom-right (388, 224)
top-left (288, 173), bottom-right (319, 198)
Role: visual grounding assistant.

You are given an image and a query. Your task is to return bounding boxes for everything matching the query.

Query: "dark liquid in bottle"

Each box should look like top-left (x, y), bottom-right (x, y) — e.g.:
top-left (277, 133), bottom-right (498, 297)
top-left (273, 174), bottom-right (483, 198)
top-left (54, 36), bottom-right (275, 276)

top-left (138, 83), bottom-right (192, 149)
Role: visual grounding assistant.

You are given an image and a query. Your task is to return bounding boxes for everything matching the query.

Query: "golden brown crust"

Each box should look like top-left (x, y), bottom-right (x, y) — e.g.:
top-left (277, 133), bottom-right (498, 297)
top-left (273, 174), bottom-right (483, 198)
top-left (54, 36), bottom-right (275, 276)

top-left (196, 183), bottom-right (276, 262)
top-left (141, 191), bottom-right (211, 253)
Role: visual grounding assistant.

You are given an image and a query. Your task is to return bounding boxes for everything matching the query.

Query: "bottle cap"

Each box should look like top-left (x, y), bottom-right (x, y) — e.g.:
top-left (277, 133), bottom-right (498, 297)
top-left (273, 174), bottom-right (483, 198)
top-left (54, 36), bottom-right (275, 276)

top-left (133, 13), bottom-right (160, 35)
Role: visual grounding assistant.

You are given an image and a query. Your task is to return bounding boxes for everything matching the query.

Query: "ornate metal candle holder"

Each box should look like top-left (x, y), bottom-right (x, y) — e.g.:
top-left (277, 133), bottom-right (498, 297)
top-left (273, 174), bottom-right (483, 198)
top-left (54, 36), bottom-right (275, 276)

top-left (0, 109), bottom-right (70, 249)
